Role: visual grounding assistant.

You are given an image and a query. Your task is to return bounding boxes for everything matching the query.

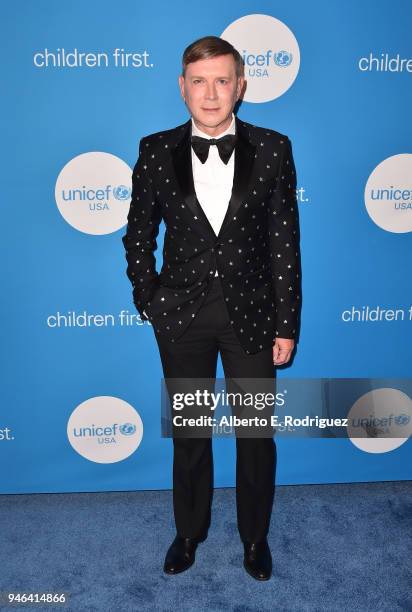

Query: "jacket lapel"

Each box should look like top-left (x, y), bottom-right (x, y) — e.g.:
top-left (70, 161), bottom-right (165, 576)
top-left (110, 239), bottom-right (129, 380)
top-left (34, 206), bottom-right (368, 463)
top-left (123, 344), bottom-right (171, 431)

top-left (218, 117), bottom-right (256, 238)
top-left (171, 115), bottom-right (257, 241)
top-left (171, 118), bottom-right (216, 239)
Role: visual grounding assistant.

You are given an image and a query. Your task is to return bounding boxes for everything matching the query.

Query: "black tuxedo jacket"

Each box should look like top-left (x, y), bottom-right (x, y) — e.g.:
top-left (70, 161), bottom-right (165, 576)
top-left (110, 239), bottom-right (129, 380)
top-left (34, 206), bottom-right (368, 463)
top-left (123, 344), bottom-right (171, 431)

top-left (122, 115), bottom-right (301, 354)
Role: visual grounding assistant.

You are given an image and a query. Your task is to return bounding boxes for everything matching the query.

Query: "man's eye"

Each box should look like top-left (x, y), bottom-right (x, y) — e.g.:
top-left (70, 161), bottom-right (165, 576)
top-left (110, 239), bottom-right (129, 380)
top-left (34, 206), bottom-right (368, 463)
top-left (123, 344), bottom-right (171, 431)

top-left (193, 79), bottom-right (202, 84)
top-left (219, 80), bottom-right (228, 84)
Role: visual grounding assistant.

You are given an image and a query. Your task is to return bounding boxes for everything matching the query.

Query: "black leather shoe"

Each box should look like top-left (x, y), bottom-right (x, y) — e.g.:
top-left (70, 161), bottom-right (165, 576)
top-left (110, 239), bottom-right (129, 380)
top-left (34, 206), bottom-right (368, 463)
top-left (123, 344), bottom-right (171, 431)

top-left (243, 539), bottom-right (272, 580)
top-left (163, 535), bottom-right (198, 575)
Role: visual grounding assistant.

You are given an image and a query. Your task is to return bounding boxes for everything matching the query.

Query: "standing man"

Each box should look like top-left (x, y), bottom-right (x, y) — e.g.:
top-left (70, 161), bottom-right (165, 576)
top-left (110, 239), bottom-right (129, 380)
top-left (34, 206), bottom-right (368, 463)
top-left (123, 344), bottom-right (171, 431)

top-left (122, 35), bottom-right (301, 581)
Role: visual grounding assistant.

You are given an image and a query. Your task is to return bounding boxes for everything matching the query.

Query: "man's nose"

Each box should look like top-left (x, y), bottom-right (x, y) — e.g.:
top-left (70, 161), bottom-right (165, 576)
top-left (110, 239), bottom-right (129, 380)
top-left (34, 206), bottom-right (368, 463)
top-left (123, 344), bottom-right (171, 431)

top-left (205, 83), bottom-right (218, 99)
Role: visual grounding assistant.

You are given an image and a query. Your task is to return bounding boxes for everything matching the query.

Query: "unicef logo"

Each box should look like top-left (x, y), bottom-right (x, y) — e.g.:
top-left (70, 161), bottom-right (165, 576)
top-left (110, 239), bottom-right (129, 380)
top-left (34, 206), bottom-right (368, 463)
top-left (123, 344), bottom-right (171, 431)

top-left (347, 388), bottom-right (412, 454)
top-left (364, 154), bottom-right (412, 233)
top-left (119, 422), bottom-right (136, 435)
top-left (113, 185), bottom-right (132, 201)
top-left (55, 152), bottom-right (133, 235)
top-left (274, 50), bottom-right (293, 67)
top-left (221, 14), bottom-right (300, 103)
top-left (67, 396), bottom-right (143, 463)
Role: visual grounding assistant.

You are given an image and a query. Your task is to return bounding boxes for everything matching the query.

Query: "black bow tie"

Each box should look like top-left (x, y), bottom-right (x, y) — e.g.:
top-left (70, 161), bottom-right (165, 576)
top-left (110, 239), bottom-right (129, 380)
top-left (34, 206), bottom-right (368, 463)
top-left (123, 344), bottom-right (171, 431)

top-left (191, 133), bottom-right (237, 164)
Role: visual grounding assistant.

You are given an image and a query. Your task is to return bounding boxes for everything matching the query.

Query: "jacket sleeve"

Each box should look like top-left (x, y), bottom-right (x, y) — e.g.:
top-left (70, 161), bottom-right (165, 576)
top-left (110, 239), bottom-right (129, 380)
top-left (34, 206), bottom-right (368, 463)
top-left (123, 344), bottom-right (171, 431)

top-left (121, 137), bottom-right (162, 321)
top-left (267, 136), bottom-right (302, 340)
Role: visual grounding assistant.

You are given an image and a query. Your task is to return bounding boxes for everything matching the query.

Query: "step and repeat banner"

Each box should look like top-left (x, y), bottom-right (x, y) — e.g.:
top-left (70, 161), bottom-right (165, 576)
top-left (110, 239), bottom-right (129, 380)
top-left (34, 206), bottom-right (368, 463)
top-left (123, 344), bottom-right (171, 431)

top-left (1, 1), bottom-right (411, 494)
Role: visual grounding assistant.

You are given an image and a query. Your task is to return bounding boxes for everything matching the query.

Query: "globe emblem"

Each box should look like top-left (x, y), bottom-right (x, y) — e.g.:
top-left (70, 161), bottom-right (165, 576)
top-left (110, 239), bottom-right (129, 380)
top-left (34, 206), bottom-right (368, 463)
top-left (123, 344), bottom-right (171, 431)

top-left (395, 414), bottom-right (410, 426)
top-left (113, 185), bottom-right (131, 200)
top-left (120, 422), bottom-right (136, 436)
top-left (274, 50), bottom-right (293, 67)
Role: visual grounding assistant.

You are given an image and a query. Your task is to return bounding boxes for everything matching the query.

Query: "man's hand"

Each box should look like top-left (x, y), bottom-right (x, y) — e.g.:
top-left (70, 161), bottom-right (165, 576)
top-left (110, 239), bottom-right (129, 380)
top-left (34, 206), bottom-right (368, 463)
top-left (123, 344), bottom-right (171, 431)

top-left (273, 338), bottom-right (295, 365)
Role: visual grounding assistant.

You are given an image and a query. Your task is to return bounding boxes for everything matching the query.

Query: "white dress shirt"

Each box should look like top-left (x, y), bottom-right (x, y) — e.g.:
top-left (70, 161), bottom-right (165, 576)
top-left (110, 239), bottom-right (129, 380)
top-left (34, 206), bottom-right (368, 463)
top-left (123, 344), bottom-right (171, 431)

top-left (191, 112), bottom-right (236, 277)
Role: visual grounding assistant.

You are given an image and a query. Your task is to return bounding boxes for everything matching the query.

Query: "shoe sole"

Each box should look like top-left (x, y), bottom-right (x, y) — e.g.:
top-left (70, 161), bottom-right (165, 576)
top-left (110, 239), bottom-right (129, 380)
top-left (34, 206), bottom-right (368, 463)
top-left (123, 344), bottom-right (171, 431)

top-left (243, 559), bottom-right (272, 581)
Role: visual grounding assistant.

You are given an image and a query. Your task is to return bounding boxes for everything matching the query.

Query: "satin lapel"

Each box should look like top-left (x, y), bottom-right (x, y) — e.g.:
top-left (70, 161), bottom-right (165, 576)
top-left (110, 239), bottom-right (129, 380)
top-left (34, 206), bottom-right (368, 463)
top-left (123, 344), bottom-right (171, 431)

top-left (217, 117), bottom-right (256, 238)
top-left (171, 119), bottom-right (217, 240)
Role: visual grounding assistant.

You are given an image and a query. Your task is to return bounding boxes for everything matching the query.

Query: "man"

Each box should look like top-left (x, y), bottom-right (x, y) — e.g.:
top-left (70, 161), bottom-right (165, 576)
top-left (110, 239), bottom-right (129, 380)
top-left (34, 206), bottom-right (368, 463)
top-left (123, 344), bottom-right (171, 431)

top-left (122, 35), bottom-right (301, 581)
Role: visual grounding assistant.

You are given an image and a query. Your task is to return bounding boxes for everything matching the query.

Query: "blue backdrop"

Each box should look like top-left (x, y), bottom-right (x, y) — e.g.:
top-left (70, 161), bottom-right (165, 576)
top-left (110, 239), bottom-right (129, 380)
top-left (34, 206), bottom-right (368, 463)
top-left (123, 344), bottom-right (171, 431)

top-left (1, 0), bottom-right (411, 494)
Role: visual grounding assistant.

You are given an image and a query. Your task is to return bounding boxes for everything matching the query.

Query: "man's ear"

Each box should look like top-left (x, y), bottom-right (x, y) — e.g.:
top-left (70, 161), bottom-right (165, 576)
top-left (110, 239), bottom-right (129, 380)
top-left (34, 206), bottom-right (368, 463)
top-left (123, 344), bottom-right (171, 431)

top-left (237, 76), bottom-right (245, 99)
top-left (178, 75), bottom-right (185, 100)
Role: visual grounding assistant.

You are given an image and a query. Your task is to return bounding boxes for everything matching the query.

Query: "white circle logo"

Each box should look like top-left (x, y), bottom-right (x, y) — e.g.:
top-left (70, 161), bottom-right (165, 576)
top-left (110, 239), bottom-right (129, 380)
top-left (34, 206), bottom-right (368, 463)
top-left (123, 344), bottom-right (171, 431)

top-left (67, 396), bottom-right (143, 463)
top-left (55, 152), bottom-right (132, 235)
top-left (221, 14), bottom-right (300, 103)
top-left (347, 388), bottom-right (411, 454)
top-left (364, 154), bottom-right (412, 233)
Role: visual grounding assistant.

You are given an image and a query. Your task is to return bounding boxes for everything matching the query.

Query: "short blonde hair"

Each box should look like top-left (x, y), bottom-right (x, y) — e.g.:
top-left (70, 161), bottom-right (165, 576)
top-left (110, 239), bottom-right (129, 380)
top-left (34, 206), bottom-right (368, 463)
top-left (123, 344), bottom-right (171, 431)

top-left (182, 35), bottom-right (244, 78)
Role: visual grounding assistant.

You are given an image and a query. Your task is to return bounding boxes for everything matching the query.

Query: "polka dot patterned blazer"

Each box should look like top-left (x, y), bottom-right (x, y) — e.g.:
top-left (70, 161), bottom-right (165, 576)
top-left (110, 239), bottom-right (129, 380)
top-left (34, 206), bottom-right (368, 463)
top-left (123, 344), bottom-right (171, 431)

top-left (122, 115), bottom-right (302, 355)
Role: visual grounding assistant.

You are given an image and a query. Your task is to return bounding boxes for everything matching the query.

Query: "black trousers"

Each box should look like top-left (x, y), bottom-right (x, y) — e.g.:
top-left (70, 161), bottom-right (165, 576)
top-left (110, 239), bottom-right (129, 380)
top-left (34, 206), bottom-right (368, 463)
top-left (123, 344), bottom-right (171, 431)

top-left (153, 275), bottom-right (276, 544)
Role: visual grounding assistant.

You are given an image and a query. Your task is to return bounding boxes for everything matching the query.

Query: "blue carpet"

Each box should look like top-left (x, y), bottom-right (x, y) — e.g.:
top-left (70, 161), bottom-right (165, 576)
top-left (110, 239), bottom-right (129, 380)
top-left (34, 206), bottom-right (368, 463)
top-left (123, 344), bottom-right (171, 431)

top-left (0, 481), bottom-right (411, 611)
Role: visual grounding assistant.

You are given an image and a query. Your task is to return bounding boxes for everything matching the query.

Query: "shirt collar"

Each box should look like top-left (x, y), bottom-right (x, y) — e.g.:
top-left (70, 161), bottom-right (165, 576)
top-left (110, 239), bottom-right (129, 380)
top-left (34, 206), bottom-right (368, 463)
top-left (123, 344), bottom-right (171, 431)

top-left (191, 112), bottom-right (236, 139)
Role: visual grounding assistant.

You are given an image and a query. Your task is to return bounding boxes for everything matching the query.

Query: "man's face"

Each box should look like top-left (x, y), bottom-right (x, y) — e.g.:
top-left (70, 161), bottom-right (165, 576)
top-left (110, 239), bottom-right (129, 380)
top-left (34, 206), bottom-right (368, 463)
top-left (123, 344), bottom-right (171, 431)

top-left (178, 54), bottom-right (244, 136)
